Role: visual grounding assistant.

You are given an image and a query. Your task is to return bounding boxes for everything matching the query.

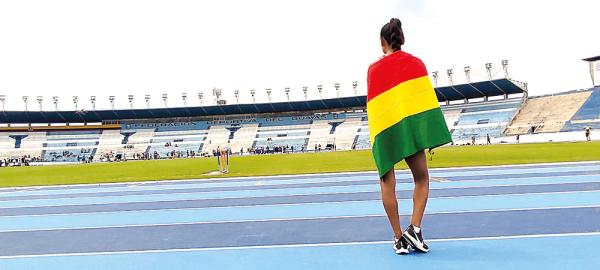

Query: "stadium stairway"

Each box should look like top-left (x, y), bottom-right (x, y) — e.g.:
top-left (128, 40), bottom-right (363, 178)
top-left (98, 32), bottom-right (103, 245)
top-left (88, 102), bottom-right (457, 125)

top-left (306, 120), bottom-right (333, 150)
top-left (228, 124), bottom-right (258, 153)
top-left (14, 132), bottom-right (46, 159)
top-left (331, 117), bottom-right (362, 150)
top-left (201, 126), bottom-right (230, 154)
top-left (94, 130), bottom-right (123, 160)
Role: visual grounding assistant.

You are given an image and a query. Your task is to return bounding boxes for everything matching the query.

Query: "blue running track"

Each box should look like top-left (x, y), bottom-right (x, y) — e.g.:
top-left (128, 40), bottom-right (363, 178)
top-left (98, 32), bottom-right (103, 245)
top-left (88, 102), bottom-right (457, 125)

top-left (1, 162), bottom-right (600, 269)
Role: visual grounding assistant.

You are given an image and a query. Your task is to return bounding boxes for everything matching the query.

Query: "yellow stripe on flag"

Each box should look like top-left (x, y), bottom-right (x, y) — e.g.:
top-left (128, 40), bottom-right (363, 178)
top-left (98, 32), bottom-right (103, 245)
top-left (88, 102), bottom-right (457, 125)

top-left (367, 76), bottom-right (440, 143)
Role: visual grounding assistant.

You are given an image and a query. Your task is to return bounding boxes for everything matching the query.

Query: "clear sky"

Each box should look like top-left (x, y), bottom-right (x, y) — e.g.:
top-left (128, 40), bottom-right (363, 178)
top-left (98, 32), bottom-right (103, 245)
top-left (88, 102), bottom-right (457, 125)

top-left (0, 0), bottom-right (598, 111)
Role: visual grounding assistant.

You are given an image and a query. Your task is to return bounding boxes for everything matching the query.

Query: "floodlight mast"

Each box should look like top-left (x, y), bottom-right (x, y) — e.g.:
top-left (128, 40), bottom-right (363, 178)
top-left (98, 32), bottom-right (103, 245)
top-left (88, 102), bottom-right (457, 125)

top-left (181, 93), bottom-right (188, 107)
top-left (0, 95), bottom-right (5, 111)
top-left (464, 66), bottom-right (471, 83)
top-left (432, 71), bottom-right (439, 87)
top-left (144, 94), bottom-right (150, 108)
top-left (162, 94), bottom-right (168, 107)
top-left (485, 63), bottom-right (493, 80)
top-left (334, 83), bottom-right (340, 98)
top-left (198, 92), bottom-right (204, 105)
top-left (109, 96), bottom-right (116, 110)
top-left (212, 88), bottom-right (222, 104)
top-left (37, 96), bottom-right (43, 111)
top-left (22, 96), bottom-right (29, 111)
top-left (302, 86), bottom-right (308, 100)
top-left (128, 95), bottom-right (134, 109)
top-left (502, 60), bottom-right (509, 79)
top-left (352, 81), bottom-right (358, 96)
top-left (266, 88), bottom-right (272, 103)
top-left (250, 89), bottom-right (256, 103)
top-left (446, 69), bottom-right (454, 86)
top-left (52, 96), bottom-right (59, 111)
top-left (317, 84), bottom-right (323, 99)
top-left (284, 87), bottom-right (290, 101)
top-left (90, 96), bottom-right (96, 110)
top-left (73, 96), bottom-right (79, 111)
top-left (234, 90), bottom-right (240, 103)
top-left (502, 60), bottom-right (511, 100)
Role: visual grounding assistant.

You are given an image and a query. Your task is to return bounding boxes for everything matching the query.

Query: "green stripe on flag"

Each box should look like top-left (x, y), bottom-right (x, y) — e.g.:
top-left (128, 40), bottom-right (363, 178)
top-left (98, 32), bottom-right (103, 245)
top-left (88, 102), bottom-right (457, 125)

top-left (371, 107), bottom-right (452, 178)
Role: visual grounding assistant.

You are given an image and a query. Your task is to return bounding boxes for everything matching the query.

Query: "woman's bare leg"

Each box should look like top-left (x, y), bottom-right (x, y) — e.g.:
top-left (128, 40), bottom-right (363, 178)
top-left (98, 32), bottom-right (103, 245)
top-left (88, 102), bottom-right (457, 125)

top-left (380, 168), bottom-right (402, 238)
top-left (405, 150), bottom-right (429, 227)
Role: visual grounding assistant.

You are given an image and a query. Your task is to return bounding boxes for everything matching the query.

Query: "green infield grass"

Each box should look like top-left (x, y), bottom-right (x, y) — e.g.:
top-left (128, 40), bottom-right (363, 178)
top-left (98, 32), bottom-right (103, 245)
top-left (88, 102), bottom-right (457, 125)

top-left (1, 141), bottom-right (599, 187)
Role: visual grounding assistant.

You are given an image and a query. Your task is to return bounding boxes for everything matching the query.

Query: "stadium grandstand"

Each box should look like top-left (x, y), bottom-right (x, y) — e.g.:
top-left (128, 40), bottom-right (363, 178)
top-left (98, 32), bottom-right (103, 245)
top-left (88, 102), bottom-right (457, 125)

top-left (1, 65), bottom-right (599, 165)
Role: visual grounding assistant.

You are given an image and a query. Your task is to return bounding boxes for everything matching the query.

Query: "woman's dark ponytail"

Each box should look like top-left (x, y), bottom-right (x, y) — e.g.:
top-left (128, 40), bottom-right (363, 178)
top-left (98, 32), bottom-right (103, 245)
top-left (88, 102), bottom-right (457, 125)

top-left (380, 18), bottom-right (405, 52)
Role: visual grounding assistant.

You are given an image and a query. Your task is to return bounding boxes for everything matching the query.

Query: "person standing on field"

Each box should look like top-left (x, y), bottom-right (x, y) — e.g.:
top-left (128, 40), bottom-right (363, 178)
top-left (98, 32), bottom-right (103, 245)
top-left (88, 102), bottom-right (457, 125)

top-left (367, 18), bottom-right (452, 255)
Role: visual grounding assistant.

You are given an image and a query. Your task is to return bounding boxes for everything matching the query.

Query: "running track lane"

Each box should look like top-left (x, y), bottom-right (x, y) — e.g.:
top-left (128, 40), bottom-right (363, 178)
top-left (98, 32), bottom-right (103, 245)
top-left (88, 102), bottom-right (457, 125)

top-left (1, 162), bottom-right (600, 269)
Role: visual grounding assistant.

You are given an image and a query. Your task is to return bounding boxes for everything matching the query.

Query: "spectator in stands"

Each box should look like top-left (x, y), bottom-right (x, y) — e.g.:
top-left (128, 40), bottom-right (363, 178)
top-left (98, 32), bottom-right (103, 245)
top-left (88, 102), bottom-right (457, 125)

top-left (585, 127), bottom-right (592, 141)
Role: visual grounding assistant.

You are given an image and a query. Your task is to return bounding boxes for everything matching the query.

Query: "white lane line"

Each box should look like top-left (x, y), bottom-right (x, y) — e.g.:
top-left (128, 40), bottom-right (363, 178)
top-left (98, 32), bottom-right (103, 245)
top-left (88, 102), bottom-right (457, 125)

top-left (4, 167), bottom-right (595, 199)
top-left (0, 179), bottom-right (599, 211)
top-left (4, 161), bottom-right (600, 198)
top-left (1, 231), bottom-right (599, 259)
top-left (1, 160), bottom-right (598, 192)
top-left (0, 177), bottom-right (380, 199)
top-left (6, 168), bottom-right (598, 201)
top-left (0, 171), bottom-right (600, 205)
top-left (1, 204), bottom-right (599, 234)
top-left (4, 188), bottom-right (600, 218)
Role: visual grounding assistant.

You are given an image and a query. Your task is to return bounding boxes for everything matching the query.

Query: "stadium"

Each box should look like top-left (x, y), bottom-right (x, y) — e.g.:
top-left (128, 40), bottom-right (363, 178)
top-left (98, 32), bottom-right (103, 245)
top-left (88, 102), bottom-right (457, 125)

top-left (1, 59), bottom-right (600, 268)
top-left (1, 0), bottom-right (600, 267)
top-left (1, 66), bottom-right (598, 161)
top-left (0, 62), bottom-right (598, 168)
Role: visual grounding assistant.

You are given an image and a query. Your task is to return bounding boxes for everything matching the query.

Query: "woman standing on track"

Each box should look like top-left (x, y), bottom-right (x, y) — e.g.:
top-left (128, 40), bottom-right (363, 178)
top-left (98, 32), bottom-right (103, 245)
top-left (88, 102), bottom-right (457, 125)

top-left (367, 18), bottom-right (452, 255)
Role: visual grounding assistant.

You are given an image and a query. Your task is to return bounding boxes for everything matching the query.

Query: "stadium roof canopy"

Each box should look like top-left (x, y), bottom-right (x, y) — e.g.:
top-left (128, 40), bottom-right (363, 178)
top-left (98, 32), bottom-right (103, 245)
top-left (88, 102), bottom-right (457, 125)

top-left (583, 56), bottom-right (600, 62)
top-left (0, 78), bottom-right (525, 124)
top-left (434, 78), bottom-right (525, 101)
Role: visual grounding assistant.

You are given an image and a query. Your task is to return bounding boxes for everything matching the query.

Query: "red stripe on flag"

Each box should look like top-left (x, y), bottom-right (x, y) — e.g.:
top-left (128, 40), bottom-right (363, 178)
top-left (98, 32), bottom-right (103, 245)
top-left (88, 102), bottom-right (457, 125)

top-left (367, 51), bottom-right (429, 102)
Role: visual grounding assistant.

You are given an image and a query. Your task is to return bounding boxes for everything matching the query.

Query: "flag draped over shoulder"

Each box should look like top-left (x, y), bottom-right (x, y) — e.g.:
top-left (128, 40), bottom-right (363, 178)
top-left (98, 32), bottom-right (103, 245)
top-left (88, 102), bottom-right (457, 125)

top-left (367, 51), bottom-right (452, 178)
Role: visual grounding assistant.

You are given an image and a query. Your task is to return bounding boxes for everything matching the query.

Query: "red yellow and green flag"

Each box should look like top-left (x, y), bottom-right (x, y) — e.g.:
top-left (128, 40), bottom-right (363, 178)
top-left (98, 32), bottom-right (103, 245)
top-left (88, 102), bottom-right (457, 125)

top-left (367, 51), bottom-right (452, 178)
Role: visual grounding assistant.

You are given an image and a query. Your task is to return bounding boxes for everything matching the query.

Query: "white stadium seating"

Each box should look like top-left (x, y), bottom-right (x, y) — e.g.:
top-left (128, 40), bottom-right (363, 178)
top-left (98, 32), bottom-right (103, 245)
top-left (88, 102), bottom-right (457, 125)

top-left (2, 87), bottom-right (598, 162)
